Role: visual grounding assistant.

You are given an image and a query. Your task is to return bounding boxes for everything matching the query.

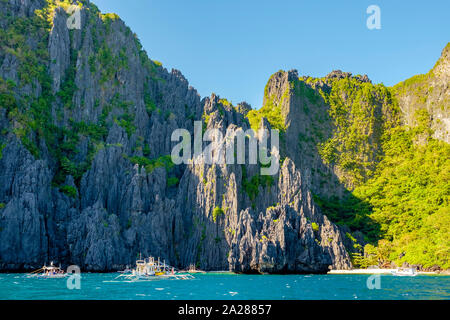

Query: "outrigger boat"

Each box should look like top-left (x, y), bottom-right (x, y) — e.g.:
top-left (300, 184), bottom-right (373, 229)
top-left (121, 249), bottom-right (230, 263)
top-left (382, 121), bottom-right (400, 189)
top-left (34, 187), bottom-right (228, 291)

top-left (185, 264), bottom-right (206, 274)
top-left (117, 265), bottom-right (132, 273)
top-left (114, 254), bottom-right (194, 282)
top-left (391, 267), bottom-right (418, 277)
top-left (27, 262), bottom-right (67, 278)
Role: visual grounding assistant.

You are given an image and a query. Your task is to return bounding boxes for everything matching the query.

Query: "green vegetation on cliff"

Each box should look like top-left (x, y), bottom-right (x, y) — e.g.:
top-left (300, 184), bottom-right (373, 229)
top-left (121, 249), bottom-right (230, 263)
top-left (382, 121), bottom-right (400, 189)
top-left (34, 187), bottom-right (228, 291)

top-left (241, 165), bottom-right (274, 207)
top-left (302, 75), bottom-right (400, 188)
top-left (0, 0), bottom-right (447, 271)
top-left (212, 206), bottom-right (224, 223)
top-left (310, 78), bottom-right (447, 269)
top-left (247, 73), bottom-right (287, 132)
top-left (352, 122), bottom-right (450, 269)
top-left (0, 0), bottom-right (160, 195)
top-left (128, 155), bottom-right (175, 174)
top-left (260, 69), bottom-right (449, 270)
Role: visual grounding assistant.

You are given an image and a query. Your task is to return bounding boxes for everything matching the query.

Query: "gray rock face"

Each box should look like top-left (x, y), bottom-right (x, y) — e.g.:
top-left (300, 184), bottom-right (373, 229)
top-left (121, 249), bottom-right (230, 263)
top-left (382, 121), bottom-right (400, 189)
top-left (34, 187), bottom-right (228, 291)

top-left (228, 159), bottom-right (350, 273)
top-left (394, 44), bottom-right (450, 143)
top-left (263, 68), bottom-right (400, 197)
top-left (49, 8), bottom-right (71, 93)
top-left (0, 139), bottom-right (51, 270)
top-left (262, 70), bottom-right (346, 197)
top-left (0, 0), bottom-right (352, 272)
top-left (325, 70), bottom-right (371, 83)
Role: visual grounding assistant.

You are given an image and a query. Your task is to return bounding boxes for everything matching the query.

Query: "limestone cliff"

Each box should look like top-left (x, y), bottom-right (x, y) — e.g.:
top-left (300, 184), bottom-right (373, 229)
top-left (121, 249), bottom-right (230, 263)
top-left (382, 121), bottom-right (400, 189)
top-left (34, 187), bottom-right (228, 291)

top-left (0, 0), bottom-right (351, 272)
top-left (246, 47), bottom-right (449, 266)
top-left (1, 0), bottom-right (447, 273)
top-left (393, 44), bottom-right (450, 143)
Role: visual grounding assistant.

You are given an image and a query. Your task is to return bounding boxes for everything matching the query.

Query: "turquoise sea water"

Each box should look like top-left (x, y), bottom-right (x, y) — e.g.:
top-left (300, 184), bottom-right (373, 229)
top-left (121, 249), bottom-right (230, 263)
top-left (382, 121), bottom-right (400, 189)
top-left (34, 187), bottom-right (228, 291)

top-left (0, 273), bottom-right (449, 300)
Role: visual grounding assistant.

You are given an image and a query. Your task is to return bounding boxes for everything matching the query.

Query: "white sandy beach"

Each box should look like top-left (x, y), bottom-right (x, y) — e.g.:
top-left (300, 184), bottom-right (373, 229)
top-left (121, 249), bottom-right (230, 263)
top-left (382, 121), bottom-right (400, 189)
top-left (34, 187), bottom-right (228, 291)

top-left (327, 269), bottom-right (441, 275)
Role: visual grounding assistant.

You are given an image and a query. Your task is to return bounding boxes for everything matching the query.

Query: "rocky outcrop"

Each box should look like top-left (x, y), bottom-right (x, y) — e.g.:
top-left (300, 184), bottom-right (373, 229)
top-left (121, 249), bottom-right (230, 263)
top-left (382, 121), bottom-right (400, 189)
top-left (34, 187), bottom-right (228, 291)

top-left (261, 67), bottom-right (400, 196)
top-left (48, 7), bottom-right (71, 92)
top-left (326, 70), bottom-right (371, 83)
top-left (0, 139), bottom-right (51, 270)
top-left (0, 0), bottom-right (354, 273)
top-left (394, 44), bottom-right (450, 143)
top-left (228, 159), bottom-right (350, 273)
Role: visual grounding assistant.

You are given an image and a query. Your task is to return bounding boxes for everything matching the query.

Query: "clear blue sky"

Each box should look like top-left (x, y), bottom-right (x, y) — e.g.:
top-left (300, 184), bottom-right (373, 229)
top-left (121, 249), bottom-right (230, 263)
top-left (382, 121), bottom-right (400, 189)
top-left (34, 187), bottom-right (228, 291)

top-left (94, 0), bottom-right (449, 109)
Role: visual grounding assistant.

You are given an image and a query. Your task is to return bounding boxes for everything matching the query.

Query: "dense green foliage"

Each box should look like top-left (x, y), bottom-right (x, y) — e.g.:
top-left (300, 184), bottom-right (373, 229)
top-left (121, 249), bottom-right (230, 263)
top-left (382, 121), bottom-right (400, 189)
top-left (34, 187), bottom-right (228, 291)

top-left (258, 70), bottom-right (449, 269)
top-left (315, 77), bottom-right (399, 188)
top-left (167, 177), bottom-right (179, 188)
top-left (0, 2), bottom-right (98, 192)
top-left (212, 206), bottom-right (224, 223)
top-left (0, 78), bottom-right (18, 112)
top-left (311, 81), bottom-right (448, 269)
top-left (128, 155), bottom-right (175, 174)
top-left (351, 123), bottom-right (450, 268)
top-left (314, 122), bottom-right (449, 270)
top-left (0, 1), bottom-right (447, 270)
top-left (311, 222), bottom-right (319, 232)
top-left (241, 165), bottom-right (274, 209)
top-left (0, 143), bottom-right (5, 160)
top-left (59, 185), bottom-right (78, 198)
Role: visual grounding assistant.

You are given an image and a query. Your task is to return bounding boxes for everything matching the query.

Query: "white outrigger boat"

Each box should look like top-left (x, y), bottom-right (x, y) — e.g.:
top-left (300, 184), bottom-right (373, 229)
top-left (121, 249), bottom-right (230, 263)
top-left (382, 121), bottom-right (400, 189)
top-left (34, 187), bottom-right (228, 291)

top-left (391, 267), bottom-right (418, 277)
top-left (114, 255), bottom-right (194, 282)
top-left (117, 265), bottom-right (132, 273)
top-left (185, 264), bottom-right (206, 274)
top-left (27, 262), bottom-right (67, 278)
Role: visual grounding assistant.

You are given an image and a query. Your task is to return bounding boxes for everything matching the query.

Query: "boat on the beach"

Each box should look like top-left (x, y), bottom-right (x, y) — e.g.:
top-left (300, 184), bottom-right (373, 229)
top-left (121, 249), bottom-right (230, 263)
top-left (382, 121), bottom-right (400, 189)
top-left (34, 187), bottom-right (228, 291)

top-left (117, 265), bottom-right (132, 273)
top-left (27, 262), bottom-right (67, 278)
top-left (114, 255), bottom-right (194, 282)
top-left (391, 267), bottom-right (417, 277)
top-left (184, 264), bottom-right (206, 274)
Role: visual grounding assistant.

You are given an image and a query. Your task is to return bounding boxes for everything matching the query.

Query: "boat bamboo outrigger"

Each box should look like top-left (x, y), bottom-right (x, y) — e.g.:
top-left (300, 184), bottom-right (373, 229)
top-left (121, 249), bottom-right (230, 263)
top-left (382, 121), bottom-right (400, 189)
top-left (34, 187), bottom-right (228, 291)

top-left (27, 262), bottom-right (67, 278)
top-left (391, 267), bottom-right (418, 277)
top-left (114, 254), bottom-right (194, 281)
top-left (186, 264), bottom-right (206, 274)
